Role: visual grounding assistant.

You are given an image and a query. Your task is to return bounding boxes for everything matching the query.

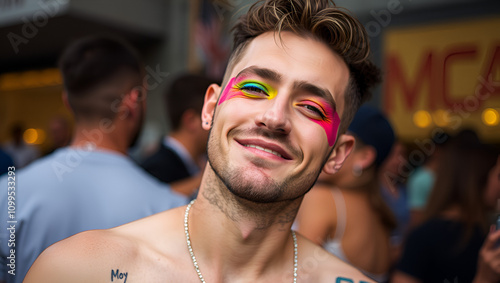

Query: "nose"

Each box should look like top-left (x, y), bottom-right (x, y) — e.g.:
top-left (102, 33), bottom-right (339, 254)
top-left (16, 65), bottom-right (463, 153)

top-left (254, 98), bottom-right (292, 135)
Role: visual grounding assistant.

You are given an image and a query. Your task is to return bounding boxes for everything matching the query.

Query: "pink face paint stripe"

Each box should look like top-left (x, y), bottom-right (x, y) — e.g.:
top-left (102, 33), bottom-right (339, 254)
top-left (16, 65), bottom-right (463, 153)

top-left (313, 111), bottom-right (340, 147)
top-left (302, 100), bottom-right (340, 147)
top-left (218, 77), bottom-right (236, 105)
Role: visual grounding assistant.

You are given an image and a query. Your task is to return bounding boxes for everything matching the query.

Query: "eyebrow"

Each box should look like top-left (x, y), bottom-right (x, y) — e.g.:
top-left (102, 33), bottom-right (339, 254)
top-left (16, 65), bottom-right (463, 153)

top-left (235, 65), bottom-right (337, 111)
top-left (236, 65), bottom-right (282, 83)
top-left (293, 81), bottom-right (337, 111)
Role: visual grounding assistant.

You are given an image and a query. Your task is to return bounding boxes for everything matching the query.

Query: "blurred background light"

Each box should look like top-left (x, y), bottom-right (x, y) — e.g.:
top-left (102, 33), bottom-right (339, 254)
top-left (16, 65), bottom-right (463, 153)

top-left (482, 108), bottom-right (499, 126)
top-left (23, 128), bottom-right (46, 145)
top-left (432, 109), bottom-right (450, 127)
top-left (413, 110), bottom-right (432, 128)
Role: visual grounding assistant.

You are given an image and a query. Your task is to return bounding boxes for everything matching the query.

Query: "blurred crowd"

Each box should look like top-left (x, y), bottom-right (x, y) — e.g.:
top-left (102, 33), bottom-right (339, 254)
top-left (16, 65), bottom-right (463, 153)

top-left (0, 36), bottom-right (213, 282)
top-left (296, 109), bottom-right (500, 282)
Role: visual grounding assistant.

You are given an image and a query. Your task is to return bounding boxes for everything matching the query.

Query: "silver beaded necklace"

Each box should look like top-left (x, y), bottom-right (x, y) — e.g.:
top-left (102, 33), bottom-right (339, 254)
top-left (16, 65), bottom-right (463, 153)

top-left (184, 199), bottom-right (298, 283)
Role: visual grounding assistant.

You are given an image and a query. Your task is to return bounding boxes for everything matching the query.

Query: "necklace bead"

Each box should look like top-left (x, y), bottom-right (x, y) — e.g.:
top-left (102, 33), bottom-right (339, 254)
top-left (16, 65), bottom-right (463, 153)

top-left (184, 199), bottom-right (298, 282)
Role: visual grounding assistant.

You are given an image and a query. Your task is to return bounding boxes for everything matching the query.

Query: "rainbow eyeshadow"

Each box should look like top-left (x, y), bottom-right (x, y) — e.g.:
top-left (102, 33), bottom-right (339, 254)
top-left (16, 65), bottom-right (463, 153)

top-left (218, 76), bottom-right (277, 105)
top-left (218, 76), bottom-right (340, 146)
top-left (294, 98), bottom-right (341, 146)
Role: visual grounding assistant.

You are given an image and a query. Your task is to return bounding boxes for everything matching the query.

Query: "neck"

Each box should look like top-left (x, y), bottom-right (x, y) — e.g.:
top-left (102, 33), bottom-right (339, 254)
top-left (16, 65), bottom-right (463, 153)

top-left (189, 164), bottom-right (299, 280)
top-left (71, 123), bottom-right (128, 155)
top-left (201, 164), bottom-right (300, 230)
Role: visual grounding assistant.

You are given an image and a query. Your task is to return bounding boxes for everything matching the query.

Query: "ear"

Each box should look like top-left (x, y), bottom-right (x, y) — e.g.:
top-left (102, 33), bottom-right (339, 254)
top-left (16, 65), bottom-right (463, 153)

top-left (201, 83), bottom-right (220, 130)
top-left (121, 88), bottom-right (142, 119)
top-left (357, 145), bottom-right (377, 170)
top-left (323, 134), bottom-right (355, 175)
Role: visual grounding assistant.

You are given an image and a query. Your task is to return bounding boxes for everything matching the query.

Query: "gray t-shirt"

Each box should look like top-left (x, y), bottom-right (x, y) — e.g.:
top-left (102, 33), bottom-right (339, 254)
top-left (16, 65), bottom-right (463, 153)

top-left (0, 147), bottom-right (188, 283)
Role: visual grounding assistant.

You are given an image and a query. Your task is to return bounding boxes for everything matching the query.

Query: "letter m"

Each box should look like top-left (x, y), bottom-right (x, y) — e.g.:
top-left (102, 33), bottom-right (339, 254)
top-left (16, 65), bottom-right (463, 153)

top-left (384, 51), bottom-right (434, 113)
top-left (111, 269), bottom-right (119, 281)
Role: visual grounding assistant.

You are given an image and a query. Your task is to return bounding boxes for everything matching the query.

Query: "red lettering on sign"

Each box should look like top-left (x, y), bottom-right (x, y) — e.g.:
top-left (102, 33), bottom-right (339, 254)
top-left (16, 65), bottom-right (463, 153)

top-left (442, 45), bottom-right (477, 108)
top-left (385, 43), bottom-right (500, 113)
top-left (385, 51), bottom-right (433, 112)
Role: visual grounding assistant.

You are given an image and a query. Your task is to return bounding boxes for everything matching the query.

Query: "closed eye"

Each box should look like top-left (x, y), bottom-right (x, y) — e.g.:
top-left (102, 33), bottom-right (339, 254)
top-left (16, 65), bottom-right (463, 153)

top-left (239, 82), bottom-right (268, 96)
top-left (297, 103), bottom-right (327, 120)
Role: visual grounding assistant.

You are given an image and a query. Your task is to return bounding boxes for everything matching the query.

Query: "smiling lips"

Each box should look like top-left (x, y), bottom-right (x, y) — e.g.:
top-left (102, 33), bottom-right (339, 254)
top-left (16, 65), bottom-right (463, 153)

top-left (244, 144), bottom-right (283, 158)
top-left (237, 139), bottom-right (293, 160)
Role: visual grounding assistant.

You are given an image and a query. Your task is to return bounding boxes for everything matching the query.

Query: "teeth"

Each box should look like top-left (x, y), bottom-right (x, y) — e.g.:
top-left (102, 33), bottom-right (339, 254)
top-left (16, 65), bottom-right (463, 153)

top-left (245, 144), bottom-right (282, 158)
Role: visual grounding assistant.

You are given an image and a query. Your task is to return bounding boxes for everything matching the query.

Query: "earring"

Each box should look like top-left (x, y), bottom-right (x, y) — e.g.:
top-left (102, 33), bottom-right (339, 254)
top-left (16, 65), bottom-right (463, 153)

top-left (205, 121), bottom-right (209, 125)
top-left (352, 164), bottom-right (363, 177)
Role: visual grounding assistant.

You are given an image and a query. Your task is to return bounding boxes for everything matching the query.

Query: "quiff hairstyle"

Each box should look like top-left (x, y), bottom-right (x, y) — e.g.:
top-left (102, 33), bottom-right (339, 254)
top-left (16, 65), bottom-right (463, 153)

top-left (224, 0), bottom-right (381, 136)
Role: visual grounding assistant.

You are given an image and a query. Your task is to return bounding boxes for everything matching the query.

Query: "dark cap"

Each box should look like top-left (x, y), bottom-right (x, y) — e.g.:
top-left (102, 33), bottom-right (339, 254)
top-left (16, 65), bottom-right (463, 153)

top-left (348, 105), bottom-right (395, 166)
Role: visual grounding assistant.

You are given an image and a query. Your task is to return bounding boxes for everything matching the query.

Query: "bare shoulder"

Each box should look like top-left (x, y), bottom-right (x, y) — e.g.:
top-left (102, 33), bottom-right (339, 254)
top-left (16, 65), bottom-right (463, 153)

top-left (24, 229), bottom-right (135, 283)
top-left (25, 206), bottom-right (189, 283)
top-left (297, 234), bottom-right (375, 283)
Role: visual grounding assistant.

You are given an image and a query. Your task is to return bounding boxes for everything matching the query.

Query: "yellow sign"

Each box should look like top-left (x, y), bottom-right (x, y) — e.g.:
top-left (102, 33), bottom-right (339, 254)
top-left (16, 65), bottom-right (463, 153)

top-left (0, 68), bottom-right (62, 91)
top-left (384, 17), bottom-right (500, 142)
top-left (0, 68), bottom-right (69, 152)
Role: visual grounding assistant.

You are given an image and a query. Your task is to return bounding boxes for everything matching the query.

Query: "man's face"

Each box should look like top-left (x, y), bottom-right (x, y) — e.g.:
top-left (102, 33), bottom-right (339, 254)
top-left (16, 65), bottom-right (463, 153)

top-left (206, 31), bottom-right (349, 203)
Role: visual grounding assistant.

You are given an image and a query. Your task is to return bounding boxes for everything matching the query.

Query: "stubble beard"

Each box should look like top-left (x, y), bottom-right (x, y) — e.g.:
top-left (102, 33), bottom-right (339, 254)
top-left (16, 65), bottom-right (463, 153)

top-left (212, 158), bottom-right (287, 203)
top-left (206, 131), bottom-right (320, 204)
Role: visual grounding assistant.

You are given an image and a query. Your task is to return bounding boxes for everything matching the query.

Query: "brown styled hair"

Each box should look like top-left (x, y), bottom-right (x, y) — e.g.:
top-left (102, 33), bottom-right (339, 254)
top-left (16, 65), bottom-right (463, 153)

top-left (225, 0), bottom-right (381, 135)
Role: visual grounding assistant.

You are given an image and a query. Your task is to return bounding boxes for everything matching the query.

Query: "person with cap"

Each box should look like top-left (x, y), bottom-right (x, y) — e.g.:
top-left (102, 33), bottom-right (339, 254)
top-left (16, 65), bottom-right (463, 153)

top-left (296, 105), bottom-right (397, 282)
